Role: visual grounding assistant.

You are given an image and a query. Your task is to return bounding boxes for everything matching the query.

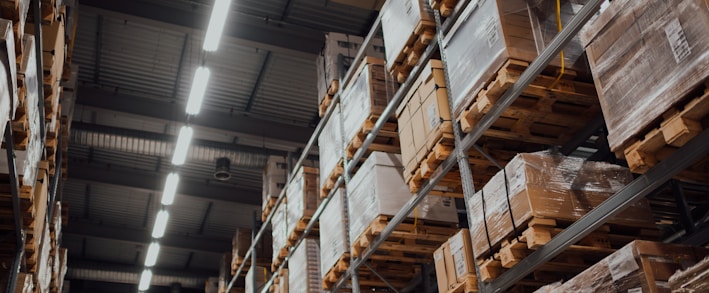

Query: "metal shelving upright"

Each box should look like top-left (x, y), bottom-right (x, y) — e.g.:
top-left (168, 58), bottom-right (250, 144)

top-left (4, 125), bottom-right (25, 293)
top-left (227, 0), bottom-right (709, 292)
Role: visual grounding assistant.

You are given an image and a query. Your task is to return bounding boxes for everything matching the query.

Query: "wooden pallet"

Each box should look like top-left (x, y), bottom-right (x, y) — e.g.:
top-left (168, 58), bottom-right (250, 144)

top-left (476, 217), bottom-right (658, 283)
top-left (285, 216), bottom-right (318, 247)
top-left (351, 215), bottom-right (457, 263)
top-left (447, 274), bottom-right (478, 293)
top-left (458, 59), bottom-right (599, 146)
top-left (622, 80), bottom-right (709, 181)
top-left (322, 254), bottom-right (423, 291)
top-left (319, 80), bottom-right (339, 117)
top-left (320, 158), bottom-right (343, 199)
top-left (389, 20), bottom-right (436, 83)
top-left (430, 0), bottom-right (459, 17)
top-left (271, 247), bottom-right (288, 272)
top-left (322, 253), bottom-right (351, 290)
top-left (261, 197), bottom-right (277, 222)
top-left (344, 114), bottom-right (400, 160)
top-left (230, 255), bottom-right (272, 276)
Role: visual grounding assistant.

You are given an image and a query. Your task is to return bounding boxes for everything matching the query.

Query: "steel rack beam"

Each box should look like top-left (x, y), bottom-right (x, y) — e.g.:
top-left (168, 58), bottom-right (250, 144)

top-left (4, 126), bottom-right (24, 293)
top-left (483, 129), bottom-right (709, 292)
top-left (32, 0), bottom-right (46, 141)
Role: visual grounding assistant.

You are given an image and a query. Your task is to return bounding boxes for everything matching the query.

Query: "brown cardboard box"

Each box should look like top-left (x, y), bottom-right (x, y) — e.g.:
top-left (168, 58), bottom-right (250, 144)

top-left (551, 241), bottom-right (709, 292)
top-left (434, 229), bottom-right (478, 292)
top-left (669, 256), bottom-right (709, 292)
top-left (433, 246), bottom-right (448, 293)
top-left (580, 0), bottom-right (709, 152)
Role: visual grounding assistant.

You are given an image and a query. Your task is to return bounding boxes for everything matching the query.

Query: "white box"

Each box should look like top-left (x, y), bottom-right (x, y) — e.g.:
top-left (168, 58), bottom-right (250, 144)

top-left (319, 188), bottom-right (348, 278)
top-left (288, 239), bottom-right (321, 293)
top-left (318, 106), bottom-right (343, 191)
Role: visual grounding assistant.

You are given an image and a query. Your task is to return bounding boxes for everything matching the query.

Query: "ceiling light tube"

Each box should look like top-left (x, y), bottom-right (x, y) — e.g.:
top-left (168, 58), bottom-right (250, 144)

top-left (152, 210), bottom-right (170, 238)
top-left (172, 126), bottom-right (193, 165)
top-left (186, 66), bottom-right (210, 115)
top-left (138, 270), bottom-right (153, 291)
top-left (203, 0), bottom-right (231, 51)
top-left (161, 173), bottom-right (180, 205)
top-left (144, 242), bottom-right (161, 267)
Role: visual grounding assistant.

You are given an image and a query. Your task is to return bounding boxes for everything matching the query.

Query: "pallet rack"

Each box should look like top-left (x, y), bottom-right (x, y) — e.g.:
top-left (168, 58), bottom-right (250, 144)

top-left (226, 0), bottom-right (709, 292)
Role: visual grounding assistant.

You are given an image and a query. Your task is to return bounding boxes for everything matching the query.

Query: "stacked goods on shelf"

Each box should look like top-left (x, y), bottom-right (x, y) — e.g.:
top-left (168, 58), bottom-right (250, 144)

top-left (245, 266), bottom-right (269, 293)
top-left (285, 166), bottom-right (320, 246)
top-left (669, 256), bottom-right (709, 292)
top-left (270, 203), bottom-right (288, 271)
top-left (580, 0), bottom-right (709, 179)
top-left (269, 268), bottom-right (288, 293)
top-left (34, 223), bottom-right (51, 293)
top-left (319, 188), bottom-right (350, 289)
top-left (48, 203), bottom-right (67, 293)
top-left (0, 18), bottom-right (19, 138)
top-left (468, 152), bottom-right (657, 288)
top-left (58, 65), bottom-right (77, 180)
top-left (230, 227), bottom-right (272, 275)
top-left (341, 57), bottom-right (400, 159)
top-left (262, 156), bottom-right (288, 221)
top-left (434, 229), bottom-right (478, 293)
top-left (50, 248), bottom-right (67, 293)
top-left (0, 0), bottom-right (29, 54)
top-left (346, 151), bottom-right (458, 288)
top-left (316, 32), bottom-right (385, 116)
top-left (429, 0), bottom-right (459, 17)
top-left (548, 241), bottom-right (709, 292)
top-left (318, 105), bottom-right (343, 198)
top-left (445, 0), bottom-right (600, 147)
top-left (380, 0), bottom-right (435, 82)
top-left (1, 272), bottom-right (33, 293)
top-left (288, 238), bottom-right (321, 292)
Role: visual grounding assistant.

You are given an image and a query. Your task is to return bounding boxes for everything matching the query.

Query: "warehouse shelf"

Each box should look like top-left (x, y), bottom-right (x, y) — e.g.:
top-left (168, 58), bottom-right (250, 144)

top-left (227, 0), bottom-right (709, 292)
top-left (4, 125), bottom-right (25, 293)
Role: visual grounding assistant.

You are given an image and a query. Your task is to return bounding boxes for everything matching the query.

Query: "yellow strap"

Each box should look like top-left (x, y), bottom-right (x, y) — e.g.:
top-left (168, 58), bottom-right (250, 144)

top-left (412, 207), bottom-right (419, 234)
top-left (549, 0), bottom-right (566, 90)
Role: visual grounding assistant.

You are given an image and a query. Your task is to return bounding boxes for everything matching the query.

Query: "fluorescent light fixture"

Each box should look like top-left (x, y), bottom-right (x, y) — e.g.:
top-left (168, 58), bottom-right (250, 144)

top-left (172, 126), bottom-right (193, 165)
top-left (203, 0), bottom-right (231, 51)
top-left (144, 242), bottom-right (161, 267)
top-left (186, 66), bottom-right (210, 115)
top-left (152, 210), bottom-right (170, 238)
top-left (138, 270), bottom-right (152, 291)
top-left (161, 173), bottom-right (180, 205)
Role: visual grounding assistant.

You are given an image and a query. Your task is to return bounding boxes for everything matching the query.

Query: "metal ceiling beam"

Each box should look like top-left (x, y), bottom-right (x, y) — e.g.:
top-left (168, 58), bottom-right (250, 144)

top-left (80, 0), bottom-right (324, 57)
top-left (64, 221), bottom-right (231, 253)
top-left (69, 163), bottom-right (262, 206)
top-left (76, 86), bottom-right (314, 144)
top-left (244, 51), bottom-right (272, 112)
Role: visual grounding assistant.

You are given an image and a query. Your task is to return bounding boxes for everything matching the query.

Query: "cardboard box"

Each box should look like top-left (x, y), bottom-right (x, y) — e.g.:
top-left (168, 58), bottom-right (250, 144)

top-left (319, 188), bottom-right (348, 278)
top-left (669, 256), bottom-right (709, 292)
top-left (347, 152), bottom-right (458, 243)
top-left (467, 152), bottom-right (655, 259)
top-left (271, 203), bottom-right (288, 263)
top-left (551, 241), bottom-right (709, 292)
top-left (380, 0), bottom-right (435, 71)
top-left (231, 228), bottom-right (272, 272)
top-left (286, 166), bottom-right (320, 238)
top-left (0, 18), bottom-right (18, 128)
top-left (433, 246), bottom-right (449, 293)
top-left (318, 106), bottom-right (343, 192)
top-left (580, 0), bottom-right (709, 152)
top-left (288, 239), bottom-right (322, 292)
top-left (245, 266), bottom-right (270, 293)
top-left (262, 156), bottom-right (288, 211)
top-left (434, 229), bottom-right (477, 292)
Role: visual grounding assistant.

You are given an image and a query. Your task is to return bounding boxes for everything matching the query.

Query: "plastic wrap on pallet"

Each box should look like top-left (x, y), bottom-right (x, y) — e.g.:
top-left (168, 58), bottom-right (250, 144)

top-left (245, 266), bottom-right (269, 293)
top-left (286, 166), bottom-right (319, 238)
top-left (550, 241), bottom-right (709, 292)
top-left (263, 155), bottom-right (288, 211)
top-left (348, 151), bottom-right (458, 244)
top-left (271, 203), bottom-right (288, 263)
top-left (380, 0), bottom-right (434, 71)
top-left (467, 151), bottom-right (655, 259)
top-left (288, 238), bottom-right (321, 293)
top-left (19, 35), bottom-right (41, 186)
top-left (0, 19), bottom-right (17, 134)
top-left (526, 0), bottom-right (589, 69)
top-left (12, 272), bottom-right (34, 293)
top-left (37, 225), bottom-right (52, 293)
top-left (579, 0), bottom-right (709, 151)
top-left (316, 32), bottom-right (385, 101)
top-left (669, 256), bottom-right (709, 292)
top-left (318, 105), bottom-right (342, 191)
top-left (443, 0), bottom-right (587, 117)
top-left (319, 188), bottom-right (348, 278)
top-left (340, 58), bottom-right (397, 149)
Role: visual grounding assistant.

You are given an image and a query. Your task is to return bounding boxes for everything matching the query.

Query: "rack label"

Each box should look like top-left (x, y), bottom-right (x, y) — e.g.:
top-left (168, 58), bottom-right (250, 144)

top-left (664, 18), bottom-right (691, 63)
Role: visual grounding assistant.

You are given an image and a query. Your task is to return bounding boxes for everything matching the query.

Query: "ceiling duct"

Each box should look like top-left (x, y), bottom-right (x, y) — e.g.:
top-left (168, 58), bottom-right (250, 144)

top-left (214, 157), bottom-right (231, 181)
top-left (70, 123), bottom-right (268, 169)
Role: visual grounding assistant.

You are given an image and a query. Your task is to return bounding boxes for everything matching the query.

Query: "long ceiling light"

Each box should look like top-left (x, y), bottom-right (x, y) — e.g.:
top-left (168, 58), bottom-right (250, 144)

top-left (144, 243), bottom-right (161, 267)
top-left (152, 210), bottom-right (170, 238)
top-left (203, 0), bottom-right (231, 52)
top-left (161, 173), bottom-right (180, 205)
top-left (138, 270), bottom-right (153, 291)
top-left (185, 66), bottom-right (210, 115)
top-left (172, 126), bottom-right (193, 165)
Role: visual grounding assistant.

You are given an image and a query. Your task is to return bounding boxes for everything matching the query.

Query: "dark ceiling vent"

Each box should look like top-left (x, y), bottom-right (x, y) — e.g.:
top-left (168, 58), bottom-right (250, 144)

top-left (214, 157), bottom-right (231, 181)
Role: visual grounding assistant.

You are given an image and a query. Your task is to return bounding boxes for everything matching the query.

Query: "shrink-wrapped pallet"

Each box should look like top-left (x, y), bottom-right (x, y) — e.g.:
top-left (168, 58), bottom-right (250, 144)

top-left (319, 188), bottom-right (348, 278)
top-left (580, 0), bottom-right (709, 152)
top-left (443, 0), bottom-right (588, 117)
top-left (380, 0), bottom-right (434, 72)
top-left (433, 229), bottom-right (477, 293)
top-left (271, 203), bottom-right (288, 263)
top-left (288, 239), bottom-right (321, 293)
top-left (318, 105), bottom-right (342, 193)
top-left (0, 19), bottom-right (17, 137)
top-left (550, 241), bottom-right (709, 292)
top-left (669, 256), bottom-right (709, 292)
top-left (263, 156), bottom-right (288, 212)
top-left (245, 266), bottom-right (269, 293)
top-left (286, 166), bottom-right (319, 238)
top-left (231, 228), bottom-right (272, 273)
top-left (467, 151), bottom-right (655, 259)
top-left (316, 32), bottom-right (385, 102)
top-left (347, 151), bottom-right (458, 243)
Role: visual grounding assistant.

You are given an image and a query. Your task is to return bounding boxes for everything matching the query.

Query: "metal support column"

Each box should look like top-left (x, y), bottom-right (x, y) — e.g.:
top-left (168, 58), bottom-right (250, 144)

top-left (4, 125), bottom-right (24, 293)
top-left (31, 0), bottom-right (46, 140)
top-left (251, 211), bottom-right (258, 293)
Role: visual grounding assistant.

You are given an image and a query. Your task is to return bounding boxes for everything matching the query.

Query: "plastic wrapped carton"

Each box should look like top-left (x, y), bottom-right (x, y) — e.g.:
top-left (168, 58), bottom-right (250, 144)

top-left (318, 105), bottom-right (343, 193)
top-left (669, 256), bottom-right (709, 292)
top-left (288, 239), bottom-right (321, 293)
top-left (467, 151), bottom-right (655, 259)
top-left (347, 151), bottom-right (458, 243)
top-left (580, 0), bottom-right (709, 152)
top-left (380, 0), bottom-right (434, 72)
top-left (551, 241), bottom-right (709, 292)
top-left (286, 166), bottom-right (319, 239)
top-left (319, 188), bottom-right (348, 278)
top-left (0, 19), bottom-right (17, 134)
top-left (434, 229), bottom-right (477, 293)
top-left (443, 0), bottom-right (588, 117)
top-left (245, 266), bottom-right (269, 293)
top-left (263, 156), bottom-right (288, 211)
top-left (14, 35), bottom-right (41, 187)
top-left (316, 32), bottom-right (385, 102)
top-left (271, 203), bottom-right (288, 264)
top-left (231, 228), bottom-right (272, 273)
